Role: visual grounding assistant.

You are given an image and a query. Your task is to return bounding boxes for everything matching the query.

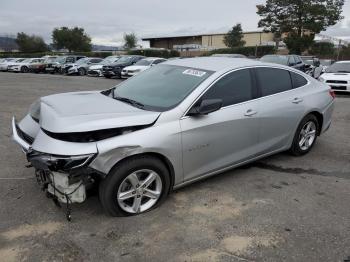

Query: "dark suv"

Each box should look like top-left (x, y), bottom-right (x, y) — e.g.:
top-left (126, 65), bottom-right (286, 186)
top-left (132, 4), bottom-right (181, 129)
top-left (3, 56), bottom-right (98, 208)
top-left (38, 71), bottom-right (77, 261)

top-left (102, 55), bottom-right (145, 78)
top-left (260, 55), bottom-right (306, 72)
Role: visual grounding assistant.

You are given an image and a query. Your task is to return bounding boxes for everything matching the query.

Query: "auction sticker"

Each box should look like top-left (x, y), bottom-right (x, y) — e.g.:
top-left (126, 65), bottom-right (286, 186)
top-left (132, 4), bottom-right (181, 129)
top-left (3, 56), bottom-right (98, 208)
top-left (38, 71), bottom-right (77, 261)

top-left (183, 69), bottom-right (207, 77)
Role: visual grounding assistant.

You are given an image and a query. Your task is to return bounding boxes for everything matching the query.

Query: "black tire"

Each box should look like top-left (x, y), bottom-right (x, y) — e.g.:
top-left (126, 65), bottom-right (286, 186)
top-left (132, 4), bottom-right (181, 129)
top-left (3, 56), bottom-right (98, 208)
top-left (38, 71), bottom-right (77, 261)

top-left (289, 114), bottom-right (319, 156)
top-left (99, 156), bottom-right (171, 217)
top-left (21, 66), bottom-right (28, 73)
top-left (78, 68), bottom-right (86, 76)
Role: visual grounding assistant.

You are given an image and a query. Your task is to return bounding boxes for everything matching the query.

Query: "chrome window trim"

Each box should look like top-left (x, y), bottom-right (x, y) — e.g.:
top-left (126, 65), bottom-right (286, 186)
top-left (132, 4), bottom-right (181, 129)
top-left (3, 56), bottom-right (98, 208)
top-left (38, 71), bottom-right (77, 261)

top-left (180, 65), bottom-right (310, 119)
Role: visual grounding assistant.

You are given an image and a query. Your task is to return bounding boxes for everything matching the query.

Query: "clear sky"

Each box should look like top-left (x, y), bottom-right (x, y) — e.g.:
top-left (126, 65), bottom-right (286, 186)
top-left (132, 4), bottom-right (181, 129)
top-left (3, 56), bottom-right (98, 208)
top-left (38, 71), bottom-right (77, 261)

top-left (0, 0), bottom-right (349, 46)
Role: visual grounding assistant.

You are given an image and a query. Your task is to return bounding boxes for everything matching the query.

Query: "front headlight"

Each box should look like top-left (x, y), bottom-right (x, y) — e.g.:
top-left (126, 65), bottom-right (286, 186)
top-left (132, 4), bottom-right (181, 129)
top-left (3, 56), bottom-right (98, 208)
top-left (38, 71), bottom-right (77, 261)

top-left (29, 99), bottom-right (41, 122)
top-left (27, 151), bottom-right (96, 172)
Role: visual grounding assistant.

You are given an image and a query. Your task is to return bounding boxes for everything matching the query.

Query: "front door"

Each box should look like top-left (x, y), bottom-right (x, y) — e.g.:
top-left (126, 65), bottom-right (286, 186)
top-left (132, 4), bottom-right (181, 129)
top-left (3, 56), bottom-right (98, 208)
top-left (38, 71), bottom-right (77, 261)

top-left (180, 68), bottom-right (260, 182)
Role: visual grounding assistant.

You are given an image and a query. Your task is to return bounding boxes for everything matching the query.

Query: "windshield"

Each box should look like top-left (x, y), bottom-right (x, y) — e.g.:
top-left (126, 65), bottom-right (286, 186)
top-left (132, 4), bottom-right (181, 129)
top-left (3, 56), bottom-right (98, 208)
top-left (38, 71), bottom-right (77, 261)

top-left (102, 57), bottom-right (119, 65)
top-left (21, 59), bottom-right (30, 63)
top-left (260, 55), bottom-right (289, 65)
top-left (16, 58), bottom-right (26, 62)
top-left (116, 56), bottom-right (133, 63)
top-left (135, 59), bottom-right (152, 66)
top-left (303, 59), bottom-right (314, 65)
top-left (110, 64), bottom-right (214, 111)
top-left (326, 63), bottom-right (350, 73)
top-left (76, 58), bottom-right (89, 65)
top-left (45, 57), bottom-right (57, 63)
top-left (56, 57), bottom-right (66, 64)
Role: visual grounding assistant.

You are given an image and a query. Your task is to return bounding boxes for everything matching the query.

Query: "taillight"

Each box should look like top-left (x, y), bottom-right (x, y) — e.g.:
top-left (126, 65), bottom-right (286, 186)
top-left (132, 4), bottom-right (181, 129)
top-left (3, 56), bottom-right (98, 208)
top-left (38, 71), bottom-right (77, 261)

top-left (329, 90), bottom-right (336, 99)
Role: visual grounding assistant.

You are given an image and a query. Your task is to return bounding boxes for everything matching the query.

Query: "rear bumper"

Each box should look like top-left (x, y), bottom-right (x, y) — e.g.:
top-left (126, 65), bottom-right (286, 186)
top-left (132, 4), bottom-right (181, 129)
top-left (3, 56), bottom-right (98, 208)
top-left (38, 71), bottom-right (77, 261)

top-left (329, 83), bottom-right (350, 92)
top-left (321, 100), bottom-right (335, 134)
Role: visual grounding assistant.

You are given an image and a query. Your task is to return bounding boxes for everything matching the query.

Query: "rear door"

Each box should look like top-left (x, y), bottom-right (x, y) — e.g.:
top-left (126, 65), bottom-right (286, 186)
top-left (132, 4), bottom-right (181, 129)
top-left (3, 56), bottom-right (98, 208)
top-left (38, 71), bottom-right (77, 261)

top-left (253, 67), bottom-right (307, 155)
top-left (180, 68), bottom-right (260, 181)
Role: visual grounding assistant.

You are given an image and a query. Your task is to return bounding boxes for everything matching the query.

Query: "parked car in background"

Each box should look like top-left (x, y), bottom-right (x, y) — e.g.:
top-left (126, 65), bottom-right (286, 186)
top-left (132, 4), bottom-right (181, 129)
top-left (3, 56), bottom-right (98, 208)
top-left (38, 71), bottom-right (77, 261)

top-left (60, 56), bottom-right (87, 74)
top-left (12, 57), bottom-right (334, 217)
top-left (320, 59), bottom-right (335, 73)
top-left (319, 61), bottom-right (350, 92)
top-left (67, 57), bottom-right (104, 76)
top-left (88, 56), bottom-right (121, 77)
top-left (211, 54), bottom-right (247, 58)
top-left (46, 55), bottom-right (86, 74)
top-left (121, 57), bottom-right (167, 78)
top-left (8, 58), bottom-right (43, 73)
top-left (29, 58), bottom-right (48, 73)
top-left (260, 55), bottom-right (306, 72)
top-left (0, 58), bottom-right (22, 71)
top-left (102, 55), bottom-right (145, 78)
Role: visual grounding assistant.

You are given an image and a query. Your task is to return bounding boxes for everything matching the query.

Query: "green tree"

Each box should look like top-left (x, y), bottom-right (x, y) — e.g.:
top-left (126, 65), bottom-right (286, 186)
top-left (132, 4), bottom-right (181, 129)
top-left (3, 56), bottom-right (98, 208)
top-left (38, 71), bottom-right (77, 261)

top-left (52, 27), bottom-right (91, 52)
top-left (16, 32), bottom-right (48, 52)
top-left (310, 42), bottom-right (335, 56)
top-left (257, 0), bottom-right (345, 54)
top-left (223, 24), bottom-right (246, 48)
top-left (123, 33), bottom-right (137, 49)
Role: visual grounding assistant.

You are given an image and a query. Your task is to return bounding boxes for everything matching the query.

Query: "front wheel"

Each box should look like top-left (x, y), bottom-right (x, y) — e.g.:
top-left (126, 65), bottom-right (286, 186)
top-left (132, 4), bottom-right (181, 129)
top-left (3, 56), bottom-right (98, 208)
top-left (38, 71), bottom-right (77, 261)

top-left (78, 68), bottom-right (86, 76)
top-left (99, 156), bottom-right (171, 216)
top-left (21, 66), bottom-right (28, 73)
top-left (289, 114), bottom-right (319, 156)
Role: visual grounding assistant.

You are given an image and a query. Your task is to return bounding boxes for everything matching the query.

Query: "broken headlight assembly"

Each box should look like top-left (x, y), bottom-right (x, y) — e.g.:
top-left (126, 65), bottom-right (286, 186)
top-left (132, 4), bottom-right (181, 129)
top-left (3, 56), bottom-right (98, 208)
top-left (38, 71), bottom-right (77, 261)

top-left (27, 151), bottom-right (96, 173)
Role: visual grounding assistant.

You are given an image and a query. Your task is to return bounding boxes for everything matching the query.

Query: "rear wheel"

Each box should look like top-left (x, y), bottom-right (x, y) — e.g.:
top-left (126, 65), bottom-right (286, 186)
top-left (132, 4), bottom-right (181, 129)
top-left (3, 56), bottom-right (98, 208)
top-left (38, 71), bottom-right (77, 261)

top-left (99, 156), bottom-right (171, 216)
top-left (289, 114), bottom-right (319, 156)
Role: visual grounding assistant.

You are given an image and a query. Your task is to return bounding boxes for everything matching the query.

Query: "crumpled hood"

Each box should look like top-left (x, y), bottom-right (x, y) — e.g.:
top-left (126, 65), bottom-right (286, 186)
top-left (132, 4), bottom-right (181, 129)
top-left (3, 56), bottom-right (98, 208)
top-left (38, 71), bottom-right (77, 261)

top-left (322, 73), bottom-right (350, 81)
top-left (39, 91), bottom-right (160, 133)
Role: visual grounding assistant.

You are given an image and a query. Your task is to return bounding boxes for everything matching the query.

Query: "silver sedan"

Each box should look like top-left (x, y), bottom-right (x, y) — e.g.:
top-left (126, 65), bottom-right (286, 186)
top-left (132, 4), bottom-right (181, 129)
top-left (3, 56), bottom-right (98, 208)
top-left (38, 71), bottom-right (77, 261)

top-left (12, 57), bottom-right (335, 217)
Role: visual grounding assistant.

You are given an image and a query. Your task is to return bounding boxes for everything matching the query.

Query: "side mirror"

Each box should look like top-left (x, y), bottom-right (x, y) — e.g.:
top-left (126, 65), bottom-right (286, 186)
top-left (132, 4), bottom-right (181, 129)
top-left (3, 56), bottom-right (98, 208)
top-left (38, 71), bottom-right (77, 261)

top-left (289, 62), bottom-right (296, 67)
top-left (188, 99), bottom-right (223, 116)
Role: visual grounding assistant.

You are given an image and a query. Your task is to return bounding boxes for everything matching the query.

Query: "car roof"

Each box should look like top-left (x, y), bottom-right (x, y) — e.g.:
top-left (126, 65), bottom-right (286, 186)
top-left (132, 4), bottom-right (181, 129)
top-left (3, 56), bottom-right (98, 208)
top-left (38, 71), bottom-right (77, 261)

top-left (142, 57), bottom-right (165, 61)
top-left (336, 60), bottom-right (350, 63)
top-left (164, 57), bottom-right (268, 72)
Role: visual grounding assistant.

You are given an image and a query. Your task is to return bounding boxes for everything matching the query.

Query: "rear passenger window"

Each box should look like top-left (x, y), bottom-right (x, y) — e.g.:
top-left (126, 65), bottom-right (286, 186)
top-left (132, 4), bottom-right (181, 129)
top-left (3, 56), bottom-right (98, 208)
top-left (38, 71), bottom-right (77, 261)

top-left (256, 68), bottom-right (293, 96)
top-left (201, 69), bottom-right (254, 107)
top-left (291, 72), bottom-right (308, 88)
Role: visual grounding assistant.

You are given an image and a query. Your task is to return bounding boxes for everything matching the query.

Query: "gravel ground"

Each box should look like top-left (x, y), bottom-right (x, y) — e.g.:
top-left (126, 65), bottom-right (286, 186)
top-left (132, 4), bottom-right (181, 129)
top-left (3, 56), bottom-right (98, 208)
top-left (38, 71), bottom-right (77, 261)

top-left (0, 72), bottom-right (350, 262)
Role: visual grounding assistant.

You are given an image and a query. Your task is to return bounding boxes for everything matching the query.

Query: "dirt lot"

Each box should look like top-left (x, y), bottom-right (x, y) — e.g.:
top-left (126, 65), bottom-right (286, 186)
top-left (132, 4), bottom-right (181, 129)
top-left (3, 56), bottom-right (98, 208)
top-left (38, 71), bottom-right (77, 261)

top-left (0, 72), bottom-right (350, 262)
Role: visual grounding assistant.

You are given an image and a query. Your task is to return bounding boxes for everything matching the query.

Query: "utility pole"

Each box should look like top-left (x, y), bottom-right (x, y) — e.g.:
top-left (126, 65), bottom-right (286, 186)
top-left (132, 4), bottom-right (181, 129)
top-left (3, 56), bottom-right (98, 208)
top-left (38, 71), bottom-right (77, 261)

top-left (337, 39), bottom-right (341, 61)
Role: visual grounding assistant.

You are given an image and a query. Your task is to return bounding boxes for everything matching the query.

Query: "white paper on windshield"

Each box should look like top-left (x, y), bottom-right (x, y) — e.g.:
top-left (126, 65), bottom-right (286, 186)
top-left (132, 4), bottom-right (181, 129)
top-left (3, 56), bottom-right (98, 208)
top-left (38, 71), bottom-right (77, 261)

top-left (182, 69), bottom-right (207, 77)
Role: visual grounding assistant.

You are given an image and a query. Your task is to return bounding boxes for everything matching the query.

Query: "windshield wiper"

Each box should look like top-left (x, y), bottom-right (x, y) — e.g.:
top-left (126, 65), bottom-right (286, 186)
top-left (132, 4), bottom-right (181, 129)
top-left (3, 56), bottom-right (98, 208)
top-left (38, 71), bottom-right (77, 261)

top-left (114, 95), bottom-right (145, 109)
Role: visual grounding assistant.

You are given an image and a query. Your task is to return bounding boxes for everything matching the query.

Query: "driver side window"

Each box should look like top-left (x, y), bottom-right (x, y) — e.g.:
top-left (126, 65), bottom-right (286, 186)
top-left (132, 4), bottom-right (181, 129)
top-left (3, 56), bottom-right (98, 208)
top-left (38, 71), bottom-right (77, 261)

top-left (200, 69), bottom-right (254, 107)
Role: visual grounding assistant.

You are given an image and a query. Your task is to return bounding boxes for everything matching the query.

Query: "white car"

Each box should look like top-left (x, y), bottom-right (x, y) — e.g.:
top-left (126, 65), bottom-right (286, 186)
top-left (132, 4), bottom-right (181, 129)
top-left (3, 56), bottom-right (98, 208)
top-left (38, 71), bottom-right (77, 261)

top-left (0, 58), bottom-right (25, 71)
top-left (319, 61), bottom-right (350, 92)
top-left (121, 57), bottom-right (167, 78)
top-left (87, 56), bottom-right (121, 77)
top-left (8, 58), bottom-right (42, 73)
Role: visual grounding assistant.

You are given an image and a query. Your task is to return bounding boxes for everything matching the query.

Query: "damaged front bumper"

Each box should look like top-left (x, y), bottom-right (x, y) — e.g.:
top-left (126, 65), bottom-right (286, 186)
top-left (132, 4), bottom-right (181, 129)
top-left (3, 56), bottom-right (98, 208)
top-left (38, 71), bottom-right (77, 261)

top-left (11, 117), bottom-right (96, 204)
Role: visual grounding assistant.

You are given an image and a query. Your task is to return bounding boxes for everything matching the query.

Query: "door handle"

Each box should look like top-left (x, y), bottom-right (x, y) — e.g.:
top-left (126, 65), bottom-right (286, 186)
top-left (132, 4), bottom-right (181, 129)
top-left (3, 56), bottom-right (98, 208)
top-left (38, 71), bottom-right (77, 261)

top-left (244, 109), bottom-right (258, 117)
top-left (292, 97), bottom-right (303, 104)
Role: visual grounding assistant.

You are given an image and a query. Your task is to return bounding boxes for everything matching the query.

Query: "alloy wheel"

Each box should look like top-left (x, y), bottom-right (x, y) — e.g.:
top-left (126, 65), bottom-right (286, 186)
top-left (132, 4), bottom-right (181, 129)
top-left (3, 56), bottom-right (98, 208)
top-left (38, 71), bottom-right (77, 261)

top-left (117, 169), bottom-right (162, 214)
top-left (298, 121), bottom-right (316, 151)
